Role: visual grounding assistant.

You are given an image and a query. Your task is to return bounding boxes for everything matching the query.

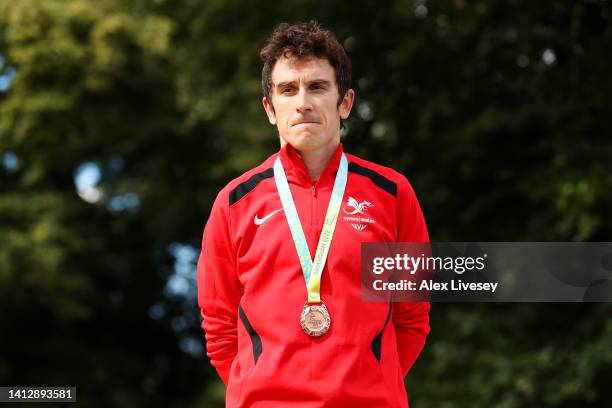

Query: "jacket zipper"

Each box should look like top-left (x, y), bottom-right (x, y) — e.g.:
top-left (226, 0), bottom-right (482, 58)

top-left (311, 185), bottom-right (317, 226)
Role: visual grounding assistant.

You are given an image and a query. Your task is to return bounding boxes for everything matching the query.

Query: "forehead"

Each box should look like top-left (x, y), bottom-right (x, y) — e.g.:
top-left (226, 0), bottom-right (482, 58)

top-left (271, 56), bottom-right (336, 85)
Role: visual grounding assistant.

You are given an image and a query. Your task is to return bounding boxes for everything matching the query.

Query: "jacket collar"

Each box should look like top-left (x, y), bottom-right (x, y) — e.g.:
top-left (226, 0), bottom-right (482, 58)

top-left (277, 142), bottom-right (344, 189)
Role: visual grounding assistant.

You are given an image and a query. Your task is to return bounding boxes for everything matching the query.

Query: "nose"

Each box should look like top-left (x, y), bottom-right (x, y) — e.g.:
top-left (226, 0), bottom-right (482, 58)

top-left (296, 87), bottom-right (312, 113)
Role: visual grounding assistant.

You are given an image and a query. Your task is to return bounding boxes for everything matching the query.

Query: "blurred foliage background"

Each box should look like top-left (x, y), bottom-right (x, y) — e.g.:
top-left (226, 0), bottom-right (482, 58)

top-left (1, 0), bottom-right (611, 407)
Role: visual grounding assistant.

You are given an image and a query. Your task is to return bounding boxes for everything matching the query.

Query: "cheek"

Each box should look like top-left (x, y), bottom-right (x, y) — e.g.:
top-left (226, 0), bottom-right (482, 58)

top-left (323, 104), bottom-right (340, 124)
top-left (272, 108), bottom-right (288, 128)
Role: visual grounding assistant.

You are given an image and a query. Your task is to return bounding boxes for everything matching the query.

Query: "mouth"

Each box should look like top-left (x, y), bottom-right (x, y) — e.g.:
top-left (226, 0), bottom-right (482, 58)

top-left (292, 121), bottom-right (319, 127)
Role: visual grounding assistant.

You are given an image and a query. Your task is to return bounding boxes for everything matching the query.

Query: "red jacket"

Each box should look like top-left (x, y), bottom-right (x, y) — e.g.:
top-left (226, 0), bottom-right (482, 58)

top-left (197, 143), bottom-right (430, 407)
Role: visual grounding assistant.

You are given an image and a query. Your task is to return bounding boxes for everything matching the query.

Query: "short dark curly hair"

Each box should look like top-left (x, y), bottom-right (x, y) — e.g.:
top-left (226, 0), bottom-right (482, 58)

top-left (260, 20), bottom-right (352, 107)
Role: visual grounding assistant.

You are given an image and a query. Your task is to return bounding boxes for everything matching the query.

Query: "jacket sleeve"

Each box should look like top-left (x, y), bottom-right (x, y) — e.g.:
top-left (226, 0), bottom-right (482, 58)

top-left (393, 176), bottom-right (431, 377)
top-left (197, 190), bottom-right (243, 385)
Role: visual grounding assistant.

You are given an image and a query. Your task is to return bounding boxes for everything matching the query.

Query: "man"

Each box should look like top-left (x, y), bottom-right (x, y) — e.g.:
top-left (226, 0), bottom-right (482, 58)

top-left (197, 21), bottom-right (430, 408)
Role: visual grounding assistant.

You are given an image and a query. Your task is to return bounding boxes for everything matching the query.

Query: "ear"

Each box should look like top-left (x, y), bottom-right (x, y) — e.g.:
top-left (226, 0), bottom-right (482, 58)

top-left (339, 89), bottom-right (355, 120)
top-left (262, 96), bottom-right (277, 125)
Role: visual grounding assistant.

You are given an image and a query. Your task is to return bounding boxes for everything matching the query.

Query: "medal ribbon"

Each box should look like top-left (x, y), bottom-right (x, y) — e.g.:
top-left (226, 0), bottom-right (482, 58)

top-left (274, 152), bottom-right (348, 304)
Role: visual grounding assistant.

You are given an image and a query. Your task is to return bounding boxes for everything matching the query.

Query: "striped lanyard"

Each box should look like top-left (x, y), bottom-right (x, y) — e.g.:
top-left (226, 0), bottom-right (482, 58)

top-left (273, 153), bottom-right (348, 304)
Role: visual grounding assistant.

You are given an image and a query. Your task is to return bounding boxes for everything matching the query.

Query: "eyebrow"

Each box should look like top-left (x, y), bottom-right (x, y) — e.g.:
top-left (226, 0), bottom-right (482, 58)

top-left (275, 79), bottom-right (333, 89)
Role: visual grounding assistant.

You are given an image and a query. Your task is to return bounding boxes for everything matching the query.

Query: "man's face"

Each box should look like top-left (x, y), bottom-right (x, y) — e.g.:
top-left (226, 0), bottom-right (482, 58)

top-left (262, 56), bottom-right (354, 152)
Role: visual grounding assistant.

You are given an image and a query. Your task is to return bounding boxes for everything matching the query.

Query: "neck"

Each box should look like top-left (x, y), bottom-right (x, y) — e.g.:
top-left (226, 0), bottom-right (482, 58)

top-left (298, 141), bottom-right (339, 182)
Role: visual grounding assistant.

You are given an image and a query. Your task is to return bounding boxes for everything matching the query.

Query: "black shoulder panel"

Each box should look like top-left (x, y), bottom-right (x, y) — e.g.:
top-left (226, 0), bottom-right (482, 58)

top-left (229, 168), bottom-right (274, 206)
top-left (348, 162), bottom-right (397, 197)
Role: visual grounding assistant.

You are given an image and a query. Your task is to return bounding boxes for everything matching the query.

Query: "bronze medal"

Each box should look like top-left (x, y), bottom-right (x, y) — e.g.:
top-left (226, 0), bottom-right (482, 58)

top-left (300, 301), bottom-right (331, 337)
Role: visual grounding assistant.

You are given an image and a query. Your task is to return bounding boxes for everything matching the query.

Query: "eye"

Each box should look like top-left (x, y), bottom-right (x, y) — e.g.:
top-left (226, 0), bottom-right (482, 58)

top-left (280, 87), bottom-right (295, 94)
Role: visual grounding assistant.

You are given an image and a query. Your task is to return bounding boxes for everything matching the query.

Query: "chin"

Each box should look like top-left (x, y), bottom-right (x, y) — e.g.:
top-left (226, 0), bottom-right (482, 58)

top-left (281, 129), bottom-right (336, 152)
top-left (285, 133), bottom-right (319, 151)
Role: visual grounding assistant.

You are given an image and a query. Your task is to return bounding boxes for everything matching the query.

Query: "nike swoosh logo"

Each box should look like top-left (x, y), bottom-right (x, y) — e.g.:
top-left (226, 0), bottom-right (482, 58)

top-left (254, 209), bottom-right (283, 226)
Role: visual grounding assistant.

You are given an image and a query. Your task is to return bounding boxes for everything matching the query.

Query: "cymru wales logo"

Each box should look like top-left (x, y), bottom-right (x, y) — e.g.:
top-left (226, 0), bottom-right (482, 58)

top-left (342, 196), bottom-right (375, 231)
top-left (343, 197), bottom-right (373, 215)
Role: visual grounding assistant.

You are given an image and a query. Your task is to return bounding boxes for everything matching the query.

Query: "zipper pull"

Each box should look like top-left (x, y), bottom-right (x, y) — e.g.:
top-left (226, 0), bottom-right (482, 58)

top-left (312, 185), bottom-right (316, 197)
